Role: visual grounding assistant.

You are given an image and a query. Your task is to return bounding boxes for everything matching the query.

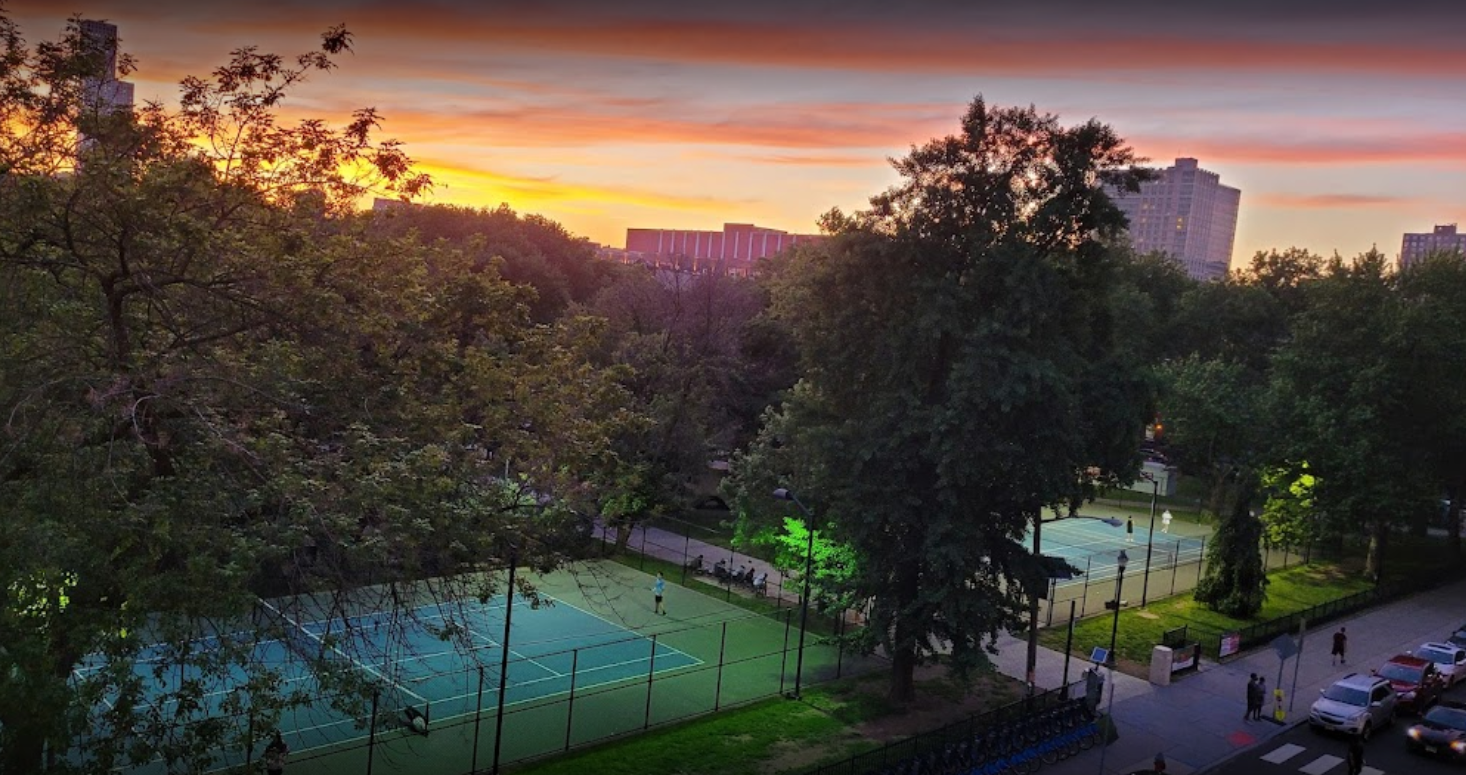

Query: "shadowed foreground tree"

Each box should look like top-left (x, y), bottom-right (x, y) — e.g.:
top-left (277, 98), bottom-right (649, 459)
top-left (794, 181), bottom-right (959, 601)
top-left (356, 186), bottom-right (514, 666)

top-left (729, 97), bottom-right (1152, 702)
top-left (0, 18), bottom-right (630, 773)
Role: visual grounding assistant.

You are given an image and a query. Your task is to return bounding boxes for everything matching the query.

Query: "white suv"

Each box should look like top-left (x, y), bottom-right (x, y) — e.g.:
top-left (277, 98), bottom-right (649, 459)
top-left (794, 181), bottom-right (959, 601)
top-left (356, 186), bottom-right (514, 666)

top-left (1416, 642), bottom-right (1466, 687)
top-left (1309, 672), bottom-right (1397, 740)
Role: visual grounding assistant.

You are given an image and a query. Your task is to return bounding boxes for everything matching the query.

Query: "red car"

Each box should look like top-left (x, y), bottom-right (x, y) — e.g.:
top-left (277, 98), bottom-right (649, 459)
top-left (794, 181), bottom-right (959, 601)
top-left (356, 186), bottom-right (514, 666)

top-left (1377, 654), bottom-right (1445, 715)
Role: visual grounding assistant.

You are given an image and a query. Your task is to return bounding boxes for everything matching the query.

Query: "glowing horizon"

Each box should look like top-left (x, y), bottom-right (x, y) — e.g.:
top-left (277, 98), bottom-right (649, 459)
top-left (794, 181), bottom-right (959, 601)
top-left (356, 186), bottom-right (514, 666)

top-left (13, 0), bottom-right (1465, 265)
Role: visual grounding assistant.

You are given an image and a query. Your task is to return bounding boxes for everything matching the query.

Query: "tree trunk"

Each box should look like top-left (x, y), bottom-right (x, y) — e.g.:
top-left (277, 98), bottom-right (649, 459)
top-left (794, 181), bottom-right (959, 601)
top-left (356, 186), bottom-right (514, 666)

top-left (1365, 521), bottom-right (1388, 582)
top-left (888, 559), bottom-right (922, 703)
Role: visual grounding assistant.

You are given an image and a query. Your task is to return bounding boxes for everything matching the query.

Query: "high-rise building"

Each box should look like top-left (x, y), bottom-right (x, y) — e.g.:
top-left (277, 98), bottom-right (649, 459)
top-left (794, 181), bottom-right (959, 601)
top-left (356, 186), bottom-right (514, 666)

top-left (618, 223), bottom-right (825, 276)
top-left (1400, 224), bottom-right (1466, 268)
top-left (79, 20), bottom-right (134, 115)
top-left (1108, 158), bottom-right (1241, 282)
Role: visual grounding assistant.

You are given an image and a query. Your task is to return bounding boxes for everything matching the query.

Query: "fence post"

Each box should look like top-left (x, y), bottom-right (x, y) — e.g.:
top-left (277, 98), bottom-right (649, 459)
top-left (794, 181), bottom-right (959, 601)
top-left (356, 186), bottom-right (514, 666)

top-left (1171, 541), bottom-right (1181, 595)
top-left (644, 635), bottom-right (658, 730)
top-left (1079, 555), bottom-right (1092, 617)
top-left (366, 689), bottom-right (380, 775)
top-left (472, 667), bottom-right (485, 773)
top-left (681, 532), bottom-right (691, 584)
top-left (714, 622), bottom-right (728, 710)
top-left (779, 608), bottom-right (793, 696)
top-left (564, 649), bottom-right (579, 751)
top-left (1198, 536), bottom-right (1208, 578)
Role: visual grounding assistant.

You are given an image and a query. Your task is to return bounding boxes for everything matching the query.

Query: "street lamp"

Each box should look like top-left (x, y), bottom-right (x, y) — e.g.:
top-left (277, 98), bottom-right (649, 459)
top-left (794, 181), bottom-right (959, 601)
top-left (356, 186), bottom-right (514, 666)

top-left (1139, 472), bottom-right (1160, 607)
top-left (1097, 549), bottom-right (1128, 775)
top-left (1105, 549), bottom-right (1129, 666)
top-left (773, 487), bottom-right (816, 700)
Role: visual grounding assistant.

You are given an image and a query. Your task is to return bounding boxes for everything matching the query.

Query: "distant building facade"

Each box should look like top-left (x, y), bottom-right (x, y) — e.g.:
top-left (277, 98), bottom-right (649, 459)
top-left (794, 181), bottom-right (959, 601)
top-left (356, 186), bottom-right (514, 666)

top-left (79, 20), bottom-right (134, 115)
top-left (1401, 224), bottom-right (1466, 268)
top-left (1108, 157), bottom-right (1240, 282)
top-left (615, 223), bottom-right (825, 276)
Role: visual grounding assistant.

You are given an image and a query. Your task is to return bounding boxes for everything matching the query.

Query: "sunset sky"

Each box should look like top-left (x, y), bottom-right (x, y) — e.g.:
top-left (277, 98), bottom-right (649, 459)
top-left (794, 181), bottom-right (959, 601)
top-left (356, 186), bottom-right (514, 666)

top-left (12, 0), bottom-right (1466, 269)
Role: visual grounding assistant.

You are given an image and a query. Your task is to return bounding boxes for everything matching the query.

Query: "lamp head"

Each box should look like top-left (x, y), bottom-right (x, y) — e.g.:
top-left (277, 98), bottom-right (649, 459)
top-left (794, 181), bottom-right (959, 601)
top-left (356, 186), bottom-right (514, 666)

top-left (1117, 549), bottom-right (1129, 571)
top-left (773, 488), bottom-right (793, 501)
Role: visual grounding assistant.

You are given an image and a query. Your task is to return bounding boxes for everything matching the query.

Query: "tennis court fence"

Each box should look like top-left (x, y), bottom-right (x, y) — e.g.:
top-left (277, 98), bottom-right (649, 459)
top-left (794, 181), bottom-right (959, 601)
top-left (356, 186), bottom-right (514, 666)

top-left (260, 602), bottom-right (885, 775)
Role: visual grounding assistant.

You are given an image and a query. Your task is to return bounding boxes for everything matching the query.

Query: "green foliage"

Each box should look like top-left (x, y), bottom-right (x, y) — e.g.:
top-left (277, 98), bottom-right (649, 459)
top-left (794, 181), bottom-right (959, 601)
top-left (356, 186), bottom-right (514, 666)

top-left (1258, 464), bottom-right (1319, 548)
top-left (1194, 484), bottom-right (1268, 617)
top-left (0, 17), bottom-right (633, 772)
top-left (729, 97), bottom-right (1154, 701)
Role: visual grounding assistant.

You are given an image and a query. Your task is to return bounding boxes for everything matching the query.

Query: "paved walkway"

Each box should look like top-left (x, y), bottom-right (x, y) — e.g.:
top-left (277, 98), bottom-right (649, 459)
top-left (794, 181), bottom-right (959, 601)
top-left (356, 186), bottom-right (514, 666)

top-left (600, 519), bottom-right (1466, 775)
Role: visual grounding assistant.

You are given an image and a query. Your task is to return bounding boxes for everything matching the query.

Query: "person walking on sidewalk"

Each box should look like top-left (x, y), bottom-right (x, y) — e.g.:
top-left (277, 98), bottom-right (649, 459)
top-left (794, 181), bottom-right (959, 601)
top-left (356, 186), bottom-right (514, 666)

top-left (653, 572), bottom-right (667, 615)
top-left (1255, 676), bottom-right (1268, 720)
top-left (1245, 674), bottom-right (1260, 721)
top-left (1332, 627), bottom-right (1348, 666)
top-left (1345, 737), bottom-right (1364, 775)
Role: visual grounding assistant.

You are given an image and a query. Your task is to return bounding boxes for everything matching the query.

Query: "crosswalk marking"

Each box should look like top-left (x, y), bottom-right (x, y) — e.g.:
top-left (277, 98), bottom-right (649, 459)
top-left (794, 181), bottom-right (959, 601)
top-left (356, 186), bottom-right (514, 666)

top-left (1298, 754), bottom-right (1343, 775)
top-left (1361, 767), bottom-right (1383, 775)
top-left (1261, 743), bottom-right (1306, 764)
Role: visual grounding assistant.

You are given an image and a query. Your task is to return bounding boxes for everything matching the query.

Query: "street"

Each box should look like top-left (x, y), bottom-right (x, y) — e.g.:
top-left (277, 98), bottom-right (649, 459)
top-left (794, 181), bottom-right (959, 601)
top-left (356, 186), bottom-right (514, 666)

top-left (1207, 678), bottom-right (1466, 775)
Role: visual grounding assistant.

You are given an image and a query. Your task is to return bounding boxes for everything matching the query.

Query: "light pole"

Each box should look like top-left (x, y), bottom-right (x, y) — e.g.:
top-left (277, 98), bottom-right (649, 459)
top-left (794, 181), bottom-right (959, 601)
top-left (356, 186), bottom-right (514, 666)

top-left (1098, 549), bottom-right (1128, 775)
top-left (1139, 472), bottom-right (1159, 607)
top-left (1105, 550), bottom-right (1129, 666)
top-left (773, 487), bottom-right (816, 700)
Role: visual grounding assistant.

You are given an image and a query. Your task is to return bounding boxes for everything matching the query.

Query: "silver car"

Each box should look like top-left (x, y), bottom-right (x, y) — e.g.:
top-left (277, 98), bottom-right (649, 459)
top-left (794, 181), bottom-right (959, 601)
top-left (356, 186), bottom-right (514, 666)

top-left (1418, 642), bottom-right (1466, 688)
top-left (1309, 673), bottom-right (1397, 740)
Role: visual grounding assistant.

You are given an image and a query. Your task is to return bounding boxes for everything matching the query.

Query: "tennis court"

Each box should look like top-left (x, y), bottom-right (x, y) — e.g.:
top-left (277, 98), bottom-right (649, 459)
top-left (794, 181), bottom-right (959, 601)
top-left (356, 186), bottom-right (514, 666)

top-left (1031, 515), bottom-right (1207, 584)
top-left (74, 585), bottom-right (704, 773)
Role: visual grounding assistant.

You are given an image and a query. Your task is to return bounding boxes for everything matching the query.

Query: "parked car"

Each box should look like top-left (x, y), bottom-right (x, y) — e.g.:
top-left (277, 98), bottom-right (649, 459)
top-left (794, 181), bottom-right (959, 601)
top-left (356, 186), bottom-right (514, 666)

top-left (1376, 654), bottom-right (1445, 714)
top-left (1416, 642), bottom-right (1466, 687)
top-left (1447, 629), bottom-right (1466, 651)
top-left (1310, 672), bottom-right (1397, 739)
top-left (1406, 700), bottom-right (1466, 760)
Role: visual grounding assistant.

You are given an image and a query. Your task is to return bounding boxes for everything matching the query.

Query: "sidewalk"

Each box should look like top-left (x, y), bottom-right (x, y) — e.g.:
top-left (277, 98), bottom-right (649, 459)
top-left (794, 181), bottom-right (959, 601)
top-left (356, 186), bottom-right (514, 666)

top-left (1006, 576), bottom-right (1466, 775)
top-left (600, 519), bottom-right (1466, 775)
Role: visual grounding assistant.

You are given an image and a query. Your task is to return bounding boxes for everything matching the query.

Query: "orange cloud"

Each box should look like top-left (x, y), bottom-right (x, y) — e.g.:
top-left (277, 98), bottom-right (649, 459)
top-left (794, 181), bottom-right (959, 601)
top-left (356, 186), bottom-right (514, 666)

top-left (1133, 133), bottom-right (1466, 167)
top-left (1252, 193), bottom-right (1423, 210)
top-left (188, 4), bottom-right (1466, 80)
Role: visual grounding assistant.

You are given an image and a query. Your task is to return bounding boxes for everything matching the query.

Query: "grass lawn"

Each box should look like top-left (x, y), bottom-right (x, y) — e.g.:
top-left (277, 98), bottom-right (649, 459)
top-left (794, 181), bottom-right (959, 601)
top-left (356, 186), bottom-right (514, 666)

top-left (506, 668), bottom-right (1025, 775)
top-left (1038, 563), bottom-right (1375, 674)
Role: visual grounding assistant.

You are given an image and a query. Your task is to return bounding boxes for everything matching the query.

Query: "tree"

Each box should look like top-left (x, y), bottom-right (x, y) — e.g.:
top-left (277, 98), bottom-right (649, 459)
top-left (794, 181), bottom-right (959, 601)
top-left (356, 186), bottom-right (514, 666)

top-left (728, 97), bottom-right (1152, 701)
top-left (1193, 478), bottom-right (1268, 616)
top-left (0, 18), bottom-right (630, 772)
top-left (1269, 250), bottom-right (1428, 580)
top-left (1396, 251), bottom-right (1466, 556)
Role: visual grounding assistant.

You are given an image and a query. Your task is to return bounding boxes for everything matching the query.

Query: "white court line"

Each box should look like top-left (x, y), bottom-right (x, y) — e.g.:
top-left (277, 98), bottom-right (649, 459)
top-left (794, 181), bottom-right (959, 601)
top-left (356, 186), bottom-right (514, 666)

top-left (530, 593), bottom-right (705, 666)
top-left (1260, 743), bottom-right (1305, 763)
top-left (1298, 754), bottom-right (1343, 775)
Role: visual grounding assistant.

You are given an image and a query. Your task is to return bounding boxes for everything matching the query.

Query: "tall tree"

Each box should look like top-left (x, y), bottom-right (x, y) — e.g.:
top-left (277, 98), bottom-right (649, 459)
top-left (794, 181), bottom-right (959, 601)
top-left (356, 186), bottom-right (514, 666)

top-left (0, 18), bottom-right (630, 772)
top-left (1269, 250), bottom-right (1428, 579)
top-left (728, 97), bottom-right (1151, 701)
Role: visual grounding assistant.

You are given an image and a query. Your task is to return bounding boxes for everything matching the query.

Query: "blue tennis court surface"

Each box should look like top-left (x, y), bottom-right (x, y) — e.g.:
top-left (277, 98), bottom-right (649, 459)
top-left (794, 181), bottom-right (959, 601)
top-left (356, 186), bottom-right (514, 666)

top-left (1031, 517), bottom-right (1206, 584)
top-left (73, 592), bottom-right (700, 768)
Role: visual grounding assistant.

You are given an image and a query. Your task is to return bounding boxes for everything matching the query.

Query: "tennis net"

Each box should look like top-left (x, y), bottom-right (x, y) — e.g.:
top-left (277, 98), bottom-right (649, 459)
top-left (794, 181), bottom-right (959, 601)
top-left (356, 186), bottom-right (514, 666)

top-left (255, 598), bottom-right (431, 730)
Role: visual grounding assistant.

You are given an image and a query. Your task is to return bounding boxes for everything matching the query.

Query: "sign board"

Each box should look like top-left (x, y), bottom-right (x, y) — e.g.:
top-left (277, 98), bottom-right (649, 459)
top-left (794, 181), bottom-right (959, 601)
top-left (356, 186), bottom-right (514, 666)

top-left (1271, 633), bottom-right (1298, 660)
top-left (1090, 646), bottom-right (1109, 665)
top-left (1170, 643), bottom-right (1201, 674)
top-left (1219, 632), bottom-right (1242, 659)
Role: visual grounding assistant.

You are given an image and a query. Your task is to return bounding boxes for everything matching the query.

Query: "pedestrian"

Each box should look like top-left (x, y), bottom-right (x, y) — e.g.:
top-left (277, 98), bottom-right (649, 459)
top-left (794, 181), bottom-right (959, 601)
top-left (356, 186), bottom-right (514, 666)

top-left (1126, 517), bottom-right (1135, 543)
top-left (1245, 673), bottom-right (1259, 721)
top-left (264, 731), bottom-right (289, 775)
top-left (1161, 511), bottom-right (1173, 533)
top-left (1332, 627), bottom-right (1348, 666)
top-left (653, 572), bottom-right (666, 615)
top-left (1345, 736), bottom-right (1364, 775)
top-left (1255, 676), bottom-right (1267, 720)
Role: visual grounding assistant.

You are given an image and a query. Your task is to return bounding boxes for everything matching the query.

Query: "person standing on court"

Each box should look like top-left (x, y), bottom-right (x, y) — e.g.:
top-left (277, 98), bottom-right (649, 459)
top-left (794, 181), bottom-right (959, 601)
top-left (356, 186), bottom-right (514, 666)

top-left (1332, 626), bottom-right (1348, 665)
top-left (264, 731), bottom-right (289, 775)
top-left (653, 572), bottom-right (667, 615)
top-left (1345, 736), bottom-right (1364, 775)
top-left (1126, 517), bottom-right (1135, 543)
